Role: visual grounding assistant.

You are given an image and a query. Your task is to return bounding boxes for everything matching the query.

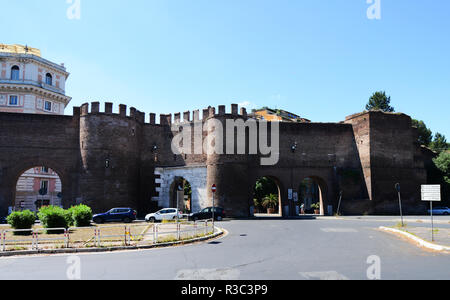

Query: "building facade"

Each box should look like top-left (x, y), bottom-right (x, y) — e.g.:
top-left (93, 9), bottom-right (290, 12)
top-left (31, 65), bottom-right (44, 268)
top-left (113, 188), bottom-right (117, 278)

top-left (0, 44), bottom-right (69, 212)
top-left (15, 167), bottom-right (62, 212)
top-left (251, 107), bottom-right (311, 123)
top-left (0, 44), bottom-right (71, 115)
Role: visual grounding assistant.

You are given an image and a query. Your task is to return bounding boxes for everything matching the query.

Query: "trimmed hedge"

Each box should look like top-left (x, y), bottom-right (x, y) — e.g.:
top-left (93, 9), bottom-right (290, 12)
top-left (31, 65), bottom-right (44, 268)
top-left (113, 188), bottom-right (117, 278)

top-left (6, 210), bottom-right (36, 235)
top-left (68, 204), bottom-right (93, 227)
top-left (37, 206), bottom-right (71, 233)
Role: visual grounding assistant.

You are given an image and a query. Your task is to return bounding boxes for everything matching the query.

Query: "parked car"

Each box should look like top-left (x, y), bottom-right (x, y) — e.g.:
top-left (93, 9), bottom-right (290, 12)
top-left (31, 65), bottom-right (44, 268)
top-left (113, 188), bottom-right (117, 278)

top-left (189, 207), bottom-right (226, 221)
top-left (428, 207), bottom-right (450, 215)
top-left (93, 208), bottom-right (137, 224)
top-left (145, 208), bottom-right (183, 222)
top-left (0, 216), bottom-right (7, 224)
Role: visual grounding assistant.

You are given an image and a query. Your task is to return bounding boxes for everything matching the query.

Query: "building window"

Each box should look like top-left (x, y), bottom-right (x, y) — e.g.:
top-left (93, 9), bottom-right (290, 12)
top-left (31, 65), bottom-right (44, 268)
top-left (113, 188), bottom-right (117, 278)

top-left (44, 101), bottom-right (52, 112)
top-left (40, 180), bottom-right (49, 195)
top-left (11, 66), bottom-right (20, 80)
top-left (45, 73), bottom-right (52, 85)
top-left (9, 95), bottom-right (18, 106)
top-left (41, 167), bottom-right (49, 173)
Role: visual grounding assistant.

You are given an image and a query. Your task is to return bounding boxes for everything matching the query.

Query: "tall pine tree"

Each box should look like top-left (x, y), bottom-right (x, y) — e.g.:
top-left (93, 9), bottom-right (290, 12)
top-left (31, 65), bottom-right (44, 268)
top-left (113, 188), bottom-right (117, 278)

top-left (366, 91), bottom-right (395, 112)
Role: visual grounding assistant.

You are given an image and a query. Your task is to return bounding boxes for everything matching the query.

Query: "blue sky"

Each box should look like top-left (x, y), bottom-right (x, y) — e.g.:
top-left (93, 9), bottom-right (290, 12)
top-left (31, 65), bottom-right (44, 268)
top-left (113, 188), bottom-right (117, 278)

top-left (1, 0), bottom-right (449, 137)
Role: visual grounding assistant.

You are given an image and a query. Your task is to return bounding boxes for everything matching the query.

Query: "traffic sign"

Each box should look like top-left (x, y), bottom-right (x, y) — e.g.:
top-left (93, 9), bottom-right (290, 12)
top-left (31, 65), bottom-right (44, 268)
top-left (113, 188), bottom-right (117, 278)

top-left (211, 184), bottom-right (217, 193)
top-left (421, 185), bottom-right (441, 202)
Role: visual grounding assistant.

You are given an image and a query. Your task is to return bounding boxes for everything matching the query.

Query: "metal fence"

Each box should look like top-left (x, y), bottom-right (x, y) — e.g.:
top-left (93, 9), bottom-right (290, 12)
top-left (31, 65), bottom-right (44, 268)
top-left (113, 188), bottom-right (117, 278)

top-left (0, 220), bottom-right (215, 252)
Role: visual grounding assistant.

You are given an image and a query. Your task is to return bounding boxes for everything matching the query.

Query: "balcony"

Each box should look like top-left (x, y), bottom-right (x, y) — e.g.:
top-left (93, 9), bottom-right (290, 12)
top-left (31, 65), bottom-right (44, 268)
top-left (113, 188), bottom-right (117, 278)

top-left (0, 79), bottom-right (66, 96)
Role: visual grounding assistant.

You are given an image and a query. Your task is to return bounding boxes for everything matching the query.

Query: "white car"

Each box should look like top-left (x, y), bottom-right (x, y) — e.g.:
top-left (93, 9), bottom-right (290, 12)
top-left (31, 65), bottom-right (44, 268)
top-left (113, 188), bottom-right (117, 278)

top-left (428, 207), bottom-right (450, 215)
top-left (145, 208), bottom-right (183, 222)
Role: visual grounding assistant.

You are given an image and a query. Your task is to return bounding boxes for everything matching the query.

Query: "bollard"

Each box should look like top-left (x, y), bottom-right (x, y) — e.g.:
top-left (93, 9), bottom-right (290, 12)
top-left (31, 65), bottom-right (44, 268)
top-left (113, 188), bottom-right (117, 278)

top-left (2, 231), bottom-right (5, 252)
top-left (33, 231), bottom-right (39, 250)
top-left (64, 228), bottom-right (69, 248)
top-left (124, 226), bottom-right (127, 246)
top-left (194, 222), bottom-right (197, 238)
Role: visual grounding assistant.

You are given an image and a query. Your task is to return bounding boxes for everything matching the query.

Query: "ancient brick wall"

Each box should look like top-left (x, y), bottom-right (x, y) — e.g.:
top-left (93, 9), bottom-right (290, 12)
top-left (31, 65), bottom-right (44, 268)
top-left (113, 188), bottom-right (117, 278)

top-left (0, 110), bottom-right (80, 215)
top-left (0, 103), bottom-right (430, 217)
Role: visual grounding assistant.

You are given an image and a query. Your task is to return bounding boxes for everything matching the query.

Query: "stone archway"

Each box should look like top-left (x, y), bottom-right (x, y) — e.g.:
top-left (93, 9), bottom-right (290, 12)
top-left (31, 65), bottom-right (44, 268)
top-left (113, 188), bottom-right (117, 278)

top-left (153, 166), bottom-right (208, 213)
top-left (299, 176), bottom-right (328, 215)
top-left (14, 166), bottom-right (63, 212)
top-left (4, 158), bottom-right (74, 214)
top-left (251, 175), bottom-right (283, 216)
top-left (169, 177), bottom-right (192, 213)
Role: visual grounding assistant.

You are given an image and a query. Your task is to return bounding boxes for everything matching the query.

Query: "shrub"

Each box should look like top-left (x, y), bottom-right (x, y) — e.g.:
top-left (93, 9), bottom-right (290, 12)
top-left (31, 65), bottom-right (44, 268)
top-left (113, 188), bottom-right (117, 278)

top-left (68, 204), bottom-right (93, 227)
top-left (311, 203), bottom-right (320, 210)
top-left (6, 210), bottom-right (36, 235)
top-left (37, 206), bottom-right (70, 233)
top-left (262, 194), bottom-right (278, 209)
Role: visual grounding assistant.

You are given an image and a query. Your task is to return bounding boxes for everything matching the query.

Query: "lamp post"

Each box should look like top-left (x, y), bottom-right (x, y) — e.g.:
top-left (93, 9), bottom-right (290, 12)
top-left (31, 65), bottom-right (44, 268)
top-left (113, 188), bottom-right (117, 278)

top-left (211, 184), bottom-right (217, 230)
top-left (395, 183), bottom-right (404, 227)
top-left (177, 183), bottom-right (183, 224)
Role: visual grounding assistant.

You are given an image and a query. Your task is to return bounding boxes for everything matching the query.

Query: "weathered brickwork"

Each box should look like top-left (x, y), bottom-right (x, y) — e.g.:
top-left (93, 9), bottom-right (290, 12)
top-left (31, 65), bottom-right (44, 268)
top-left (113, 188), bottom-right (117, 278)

top-left (0, 102), bottom-right (429, 217)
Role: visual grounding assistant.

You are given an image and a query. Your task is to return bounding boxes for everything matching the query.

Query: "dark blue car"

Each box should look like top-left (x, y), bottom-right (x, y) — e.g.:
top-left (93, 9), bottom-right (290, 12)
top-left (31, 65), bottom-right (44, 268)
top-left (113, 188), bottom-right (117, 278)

top-left (93, 208), bottom-right (137, 224)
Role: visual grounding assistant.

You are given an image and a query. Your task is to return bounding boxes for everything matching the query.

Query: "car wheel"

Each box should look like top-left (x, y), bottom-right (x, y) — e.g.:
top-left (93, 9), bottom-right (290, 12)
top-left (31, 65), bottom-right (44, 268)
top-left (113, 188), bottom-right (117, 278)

top-left (444, 212), bottom-right (449, 215)
top-left (94, 217), bottom-right (103, 224)
top-left (149, 217), bottom-right (156, 223)
top-left (194, 217), bottom-right (198, 221)
top-left (217, 216), bottom-right (222, 221)
top-left (123, 217), bottom-right (132, 223)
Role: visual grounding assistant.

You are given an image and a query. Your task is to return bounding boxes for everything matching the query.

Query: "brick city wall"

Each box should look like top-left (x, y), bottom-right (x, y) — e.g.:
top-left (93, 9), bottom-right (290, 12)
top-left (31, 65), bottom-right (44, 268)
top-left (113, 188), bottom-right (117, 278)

top-left (0, 102), bottom-right (430, 216)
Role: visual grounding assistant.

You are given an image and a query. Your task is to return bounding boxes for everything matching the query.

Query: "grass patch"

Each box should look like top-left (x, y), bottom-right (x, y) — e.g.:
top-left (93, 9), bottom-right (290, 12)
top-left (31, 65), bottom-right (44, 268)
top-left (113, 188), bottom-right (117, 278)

top-left (394, 222), bottom-right (407, 229)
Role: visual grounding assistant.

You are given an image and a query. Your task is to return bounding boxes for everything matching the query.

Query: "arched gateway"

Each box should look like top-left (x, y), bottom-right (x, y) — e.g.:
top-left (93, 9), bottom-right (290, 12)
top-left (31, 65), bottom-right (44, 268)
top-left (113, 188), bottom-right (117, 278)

top-left (0, 103), bottom-right (428, 217)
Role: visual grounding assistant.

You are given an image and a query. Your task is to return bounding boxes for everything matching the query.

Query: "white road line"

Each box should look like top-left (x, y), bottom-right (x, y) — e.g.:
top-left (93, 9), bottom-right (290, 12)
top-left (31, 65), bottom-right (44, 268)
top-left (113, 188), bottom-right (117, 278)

top-left (175, 268), bottom-right (240, 280)
top-left (299, 271), bottom-right (349, 280)
top-left (320, 228), bottom-right (358, 233)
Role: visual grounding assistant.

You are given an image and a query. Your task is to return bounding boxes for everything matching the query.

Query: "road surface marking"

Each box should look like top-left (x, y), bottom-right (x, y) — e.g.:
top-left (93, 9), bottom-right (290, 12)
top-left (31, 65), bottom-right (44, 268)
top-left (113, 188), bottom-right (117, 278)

top-left (175, 268), bottom-right (240, 280)
top-left (320, 228), bottom-right (358, 233)
top-left (299, 271), bottom-right (349, 280)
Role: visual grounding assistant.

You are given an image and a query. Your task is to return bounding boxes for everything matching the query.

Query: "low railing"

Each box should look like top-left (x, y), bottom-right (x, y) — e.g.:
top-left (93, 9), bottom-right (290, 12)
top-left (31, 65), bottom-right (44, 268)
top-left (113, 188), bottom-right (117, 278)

top-left (0, 220), bottom-right (215, 252)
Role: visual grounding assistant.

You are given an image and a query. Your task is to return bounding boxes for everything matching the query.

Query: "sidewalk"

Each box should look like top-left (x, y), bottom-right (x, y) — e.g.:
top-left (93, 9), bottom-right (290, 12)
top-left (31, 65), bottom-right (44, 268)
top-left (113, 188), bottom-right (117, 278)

top-left (317, 215), bottom-right (450, 225)
top-left (395, 226), bottom-right (450, 247)
top-left (380, 225), bottom-right (450, 252)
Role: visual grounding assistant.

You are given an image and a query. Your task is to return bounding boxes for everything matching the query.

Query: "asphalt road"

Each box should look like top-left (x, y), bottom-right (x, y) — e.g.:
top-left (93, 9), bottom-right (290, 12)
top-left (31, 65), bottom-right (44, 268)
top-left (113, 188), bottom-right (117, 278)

top-left (0, 217), bottom-right (448, 280)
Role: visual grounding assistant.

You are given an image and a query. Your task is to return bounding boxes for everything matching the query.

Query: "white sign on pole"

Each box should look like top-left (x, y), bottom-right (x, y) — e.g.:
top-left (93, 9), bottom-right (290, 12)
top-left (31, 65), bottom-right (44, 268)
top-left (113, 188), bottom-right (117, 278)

top-left (421, 185), bottom-right (441, 202)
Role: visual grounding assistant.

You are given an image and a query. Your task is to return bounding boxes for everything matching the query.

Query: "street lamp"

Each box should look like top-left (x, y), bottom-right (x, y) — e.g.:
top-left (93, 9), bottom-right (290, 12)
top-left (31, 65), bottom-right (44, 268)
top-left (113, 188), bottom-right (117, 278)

top-left (291, 142), bottom-right (297, 153)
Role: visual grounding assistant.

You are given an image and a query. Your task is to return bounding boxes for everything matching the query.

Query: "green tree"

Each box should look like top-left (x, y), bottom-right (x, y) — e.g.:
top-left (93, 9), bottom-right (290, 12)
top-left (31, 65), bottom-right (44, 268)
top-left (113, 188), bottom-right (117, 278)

top-left (430, 133), bottom-right (448, 153)
top-left (366, 91), bottom-right (395, 112)
top-left (433, 151), bottom-right (450, 185)
top-left (411, 119), bottom-right (433, 146)
top-left (254, 177), bottom-right (278, 202)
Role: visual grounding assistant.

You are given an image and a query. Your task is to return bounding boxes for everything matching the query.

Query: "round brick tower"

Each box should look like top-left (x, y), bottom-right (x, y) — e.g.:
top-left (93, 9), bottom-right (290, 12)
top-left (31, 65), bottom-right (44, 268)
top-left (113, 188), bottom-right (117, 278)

top-left (79, 102), bottom-right (143, 213)
top-left (205, 105), bottom-right (251, 217)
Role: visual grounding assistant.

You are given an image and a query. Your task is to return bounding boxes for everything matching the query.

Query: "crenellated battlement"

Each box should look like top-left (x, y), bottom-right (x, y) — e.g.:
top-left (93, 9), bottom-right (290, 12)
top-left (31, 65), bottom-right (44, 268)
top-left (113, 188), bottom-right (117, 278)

top-left (73, 102), bottom-right (248, 126)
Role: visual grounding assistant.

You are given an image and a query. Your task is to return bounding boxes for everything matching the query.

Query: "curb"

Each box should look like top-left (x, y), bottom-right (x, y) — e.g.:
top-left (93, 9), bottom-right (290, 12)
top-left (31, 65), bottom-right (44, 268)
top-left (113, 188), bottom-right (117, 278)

top-left (0, 227), bottom-right (224, 258)
top-left (379, 226), bottom-right (450, 252)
